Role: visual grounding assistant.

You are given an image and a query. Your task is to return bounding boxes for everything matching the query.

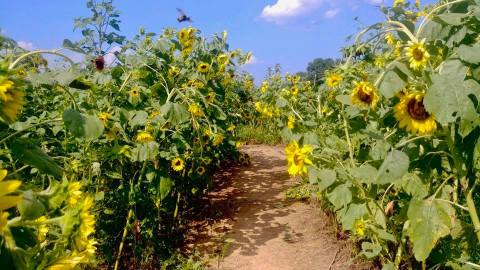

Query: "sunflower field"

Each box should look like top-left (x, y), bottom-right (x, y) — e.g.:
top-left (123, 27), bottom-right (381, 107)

top-left (255, 0), bottom-right (480, 269)
top-left (2, 0), bottom-right (480, 269)
top-left (0, 0), bottom-right (255, 269)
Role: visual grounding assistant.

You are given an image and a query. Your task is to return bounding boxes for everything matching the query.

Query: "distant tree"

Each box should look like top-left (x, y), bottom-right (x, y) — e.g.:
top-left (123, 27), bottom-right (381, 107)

top-left (305, 58), bottom-right (338, 85)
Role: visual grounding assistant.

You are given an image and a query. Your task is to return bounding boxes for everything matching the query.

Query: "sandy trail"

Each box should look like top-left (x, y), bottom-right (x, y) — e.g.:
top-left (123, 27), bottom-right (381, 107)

top-left (187, 145), bottom-right (365, 270)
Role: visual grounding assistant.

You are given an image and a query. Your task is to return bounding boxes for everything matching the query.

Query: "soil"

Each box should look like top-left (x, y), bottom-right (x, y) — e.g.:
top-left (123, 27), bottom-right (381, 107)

top-left (185, 145), bottom-right (372, 270)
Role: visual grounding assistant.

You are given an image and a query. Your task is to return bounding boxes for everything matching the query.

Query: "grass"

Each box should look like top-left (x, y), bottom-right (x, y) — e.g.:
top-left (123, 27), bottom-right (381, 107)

top-left (236, 123), bottom-right (282, 145)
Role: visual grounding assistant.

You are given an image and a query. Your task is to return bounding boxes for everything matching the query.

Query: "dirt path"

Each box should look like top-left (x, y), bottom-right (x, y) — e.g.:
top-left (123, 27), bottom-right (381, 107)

top-left (187, 145), bottom-right (365, 270)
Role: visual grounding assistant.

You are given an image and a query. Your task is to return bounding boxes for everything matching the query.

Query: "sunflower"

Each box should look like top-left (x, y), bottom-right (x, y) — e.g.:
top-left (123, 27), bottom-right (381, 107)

top-left (0, 169), bottom-right (22, 211)
top-left (213, 134), bottom-right (224, 146)
top-left (405, 39), bottom-right (430, 70)
top-left (287, 115), bottom-right (296, 129)
top-left (0, 212), bottom-right (8, 234)
top-left (0, 77), bottom-right (24, 123)
top-left (394, 91), bottom-right (436, 135)
top-left (290, 86), bottom-right (299, 96)
top-left (74, 196), bottom-right (96, 258)
top-left (98, 112), bottom-right (111, 124)
top-left (68, 182), bottom-right (83, 206)
top-left (93, 56), bottom-right (105, 71)
top-left (325, 73), bottom-right (342, 88)
top-left (171, 158), bottom-right (185, 171)
top-left (196, 166), bottom-right (206, 176)
top-left (206, 92), bottom-right (216, 103)
top-left (385, 33), bottom-right (396, 46)
top-left (217, 54), bottom-right (229, 66)
top-left (351, 81), bottom-right (379, 109)
top-left (130, 88), bottom-right (140, 97)
top-left (168, 66), bottom-right (180, 78)
top-left (354, 219), bottom-right (366, 236)
top-left (188, 103), bottom-right (204, 117)
top-left (393, 0), bottom-right (405, 7)
top-left (285, 141), bottom-right (313, 176)
top-left (136, 131), bottom-right (154, 143)
top-left (197, 62), bottom-right (210, 73)
top-left (36, 216), bottom-right (49, 242)
top-left (260, 82), bottom-right (268, 93)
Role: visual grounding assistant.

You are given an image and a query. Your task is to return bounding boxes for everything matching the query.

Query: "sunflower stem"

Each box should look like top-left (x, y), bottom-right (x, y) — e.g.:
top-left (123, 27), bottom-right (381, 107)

top-left (9, 49), bottom-right (75, 70)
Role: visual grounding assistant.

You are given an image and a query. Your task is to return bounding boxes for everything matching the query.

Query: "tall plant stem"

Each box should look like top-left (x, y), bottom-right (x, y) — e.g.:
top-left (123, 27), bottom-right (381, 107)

top-left (9, 49), bottom-right (75, 70)
top-left (114, 209), bottom-right (133, 270)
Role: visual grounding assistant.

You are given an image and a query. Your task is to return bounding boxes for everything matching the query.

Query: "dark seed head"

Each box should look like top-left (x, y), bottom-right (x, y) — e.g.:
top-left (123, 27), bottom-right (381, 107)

top-left (94, 56), bottom-right (105, 71)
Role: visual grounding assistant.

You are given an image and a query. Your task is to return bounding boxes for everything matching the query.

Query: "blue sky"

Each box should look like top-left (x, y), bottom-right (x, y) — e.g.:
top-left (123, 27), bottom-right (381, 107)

top-left (0, 0), bottom-right (433, 81)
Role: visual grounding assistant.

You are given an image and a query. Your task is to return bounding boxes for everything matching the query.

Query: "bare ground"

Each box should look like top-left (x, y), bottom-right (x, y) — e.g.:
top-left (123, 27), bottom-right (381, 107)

top-left (185, 145), bottom-right (371, 270)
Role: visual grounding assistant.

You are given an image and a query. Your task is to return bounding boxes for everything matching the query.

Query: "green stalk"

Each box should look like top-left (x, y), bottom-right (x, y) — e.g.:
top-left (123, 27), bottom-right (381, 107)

top-left (340, 106), bottom-right (355, 166)
top-left (9, 49), bottom-right (75, 70)
top-left (114, 209), bottom-right (134, 270)
top-left (466, 185), bottom-right (480, 242)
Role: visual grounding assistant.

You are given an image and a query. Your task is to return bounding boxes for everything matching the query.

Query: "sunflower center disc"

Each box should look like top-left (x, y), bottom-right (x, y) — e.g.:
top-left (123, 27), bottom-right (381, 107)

top-left (358, 88), bottom-right (373, 104)
top-left (407, 98), bottom-right (429, 120)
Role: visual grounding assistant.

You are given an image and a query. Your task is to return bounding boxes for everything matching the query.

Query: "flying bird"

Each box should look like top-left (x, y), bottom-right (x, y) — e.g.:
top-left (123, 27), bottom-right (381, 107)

top-left (176, 8), bottom-right (192, 23)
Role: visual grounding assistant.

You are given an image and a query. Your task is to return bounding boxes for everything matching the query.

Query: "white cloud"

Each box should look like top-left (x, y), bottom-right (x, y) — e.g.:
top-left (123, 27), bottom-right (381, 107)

top-left (260, 0), bottom-right (324, 23)
top-left (17, 41), bottom-right (35, 51)
top-left (324, 8), bottom-right (340, 18)
top-left (104, 46), bottom-right (122, 66)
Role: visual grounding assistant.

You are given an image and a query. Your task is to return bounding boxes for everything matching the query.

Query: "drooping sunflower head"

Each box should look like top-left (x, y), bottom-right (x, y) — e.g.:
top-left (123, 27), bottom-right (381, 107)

top-left (0, 77), bottom-right (24, 123)
top-left (213, 134), bottom-right (224, 146)
top-left (351, 81), bottom-right (379, 109)
top-left (405, 39), bottom-right (430, 71)
top-left (171, 157), bottom-right (185, 172)
top-left (394, 91), bottom-right (436, 135)
top-left (325, 73), bottom-right (342, 88)
top-left (136, 131), bottom-right (154, 143)
top-left (188, 103), bottom-right (204, 117)
top-left (197, 62), bottom-right (210, 73)
top-left (93, 56), bottom-right (105, 71)
top-left (196, 166), bottom-right (206, 176)
top-left (385, 33), bottom-right (396, 46)
top-left (0, 169), bottom-right (22, 212)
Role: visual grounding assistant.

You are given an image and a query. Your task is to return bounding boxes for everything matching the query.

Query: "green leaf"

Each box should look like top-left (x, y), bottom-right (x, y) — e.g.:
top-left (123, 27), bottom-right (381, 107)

top-left (424, 76), bottom-right (480, 126)
top-left (160, 102), bottom-right (189, 125)
top-left (436, 13), bottom-right (468, 25)
top-left (457, 44), bottom-right (480, 64)
top-left (159, 177), bottom-right (172, 200)
top-left (63, 39), bottom-right (86, 54)
top-left (309, 168), bottom-right (336, 190)
top-left (63, 109), bottom-right (104, 140)
top-left (351, 164), bottom-right (378, 184)
top-left (360, 242), bottom-right (382, 259)
top-left (18, 190), bottom-right (45, 220)
top-left (11, 139), bottom-right (63, 179)
top-left (129, 111), bottom-right (148, 128)
top-left (131, 142), bottom-right (159, 162)
top-left (376, 150), bottom-right (409, 184)
top-left (401, 173), bottom-right (429, 199)
top-left (327, 184), bottom-right (352, 209)
top-left (379, 69), bottom-right (405, 99)
top-left (340, 203), bottom-right (368, 230)
top-left (407, 199), bottom-right (455, 261)
top-left (335, 95), bottom-right (351, 105)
